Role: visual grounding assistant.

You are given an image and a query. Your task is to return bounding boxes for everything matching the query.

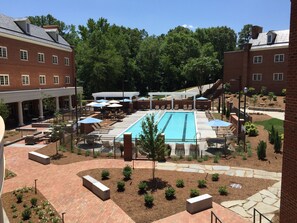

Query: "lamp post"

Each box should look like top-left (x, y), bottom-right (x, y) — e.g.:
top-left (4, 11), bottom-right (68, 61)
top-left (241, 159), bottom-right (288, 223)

top-left (243, 87), bottom-right (248, 123)
top-left (184, 80), bottom-right (187, 99)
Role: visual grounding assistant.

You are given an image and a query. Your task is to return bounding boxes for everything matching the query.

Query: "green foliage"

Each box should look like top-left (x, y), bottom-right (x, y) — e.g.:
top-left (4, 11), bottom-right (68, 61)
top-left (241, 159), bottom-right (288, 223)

top-left (244, 122), bottom-right (259, 136)
top-left (242, 154), bottom-right (247, 160)
top-left (22, 208), bottom-right (31, 220)
top-left (138, 181), bottom-right (148, 192)
top-left (281, 89), bottom-right (286, 96)
top-left (213, 154), bottom-right (220, 163)
top-left (274, 131), bottom-right (282, 153)
top-left (257, 140), bottom-right (267, 160)
top-left (251, 94), bottom-right (258, 107)
top-left (30, 198), bottom-right (38, 207)
top-left (198, 179), bottom-right (207, 188)
top-left (247, 144), bottom-right (253, 157)
top-left (16, 193), bottom-right (23, 203)
top-left (197, 157), bottom-right (204, 163)
top-left (212, 173), bottom-right (219, 181)
top-left (203, 155), bottom-right (209, 161)
top-left (165, 187), bottom-right (175, 199)
top-left (85, 150), bottom-right (90, 156)
top-left (255, 118), bottom-right (284, 135)
top-left (248, 87), bottom-right (256, 96)
top-left (77, 148), bottom-right (82, 155)
top-left (117, 181), bottom-right (125, 192)
top-left (269, 125), bottom-right (275, 144)
top-left (187, 156), bottom-right (193, 161)
top-left (218, 186), bottom-right (228, 195)
top-left (0, 99), bottom-right (9, 121)
top-left (144, 194), bottom-right (154, 207)
top-left (268, 92), bottom-right (275, 102)
top-left (123, 165), bottom-right (132, 172)
top-left (93, 151), bottom-right (100, 158)
top-left (190, 189), bottom-right (200, 198)
top-left (260, 86), bottom-right (267, 96)
top-left (176, 179), bottom-right (184, 188)
top-left (107, 152), bottom-right (113, 158)
top-left (237, 24), bottom-right (252, 49)
top-left (123, 166), bottom-right (132, 180)
top-left (101, 170), bottom-right (110, 180)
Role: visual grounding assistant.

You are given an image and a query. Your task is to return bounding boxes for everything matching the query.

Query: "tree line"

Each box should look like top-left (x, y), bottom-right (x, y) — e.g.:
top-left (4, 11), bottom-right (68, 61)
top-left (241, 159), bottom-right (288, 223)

top-left (28, 15), bottom-right (251, 98)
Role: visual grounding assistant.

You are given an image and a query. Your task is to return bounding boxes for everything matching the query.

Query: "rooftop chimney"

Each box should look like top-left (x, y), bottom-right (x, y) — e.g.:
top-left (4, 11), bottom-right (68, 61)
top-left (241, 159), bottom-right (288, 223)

top-left (251, 26), bottom-right (263, 39)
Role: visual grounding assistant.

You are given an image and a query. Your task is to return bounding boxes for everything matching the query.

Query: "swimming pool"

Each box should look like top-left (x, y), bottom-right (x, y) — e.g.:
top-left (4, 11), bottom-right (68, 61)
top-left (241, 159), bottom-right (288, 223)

top-left (117, 111), bottom-right (197, 143)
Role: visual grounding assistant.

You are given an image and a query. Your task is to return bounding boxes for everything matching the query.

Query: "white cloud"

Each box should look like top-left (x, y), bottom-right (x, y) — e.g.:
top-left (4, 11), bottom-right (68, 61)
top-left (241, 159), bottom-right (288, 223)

top-left (181, 24), bottom-right (196, 30)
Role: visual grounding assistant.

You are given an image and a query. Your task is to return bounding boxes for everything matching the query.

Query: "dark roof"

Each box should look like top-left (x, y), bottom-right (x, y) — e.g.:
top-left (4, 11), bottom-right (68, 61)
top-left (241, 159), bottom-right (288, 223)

top-left (0, 14), bottom-right (71, 51)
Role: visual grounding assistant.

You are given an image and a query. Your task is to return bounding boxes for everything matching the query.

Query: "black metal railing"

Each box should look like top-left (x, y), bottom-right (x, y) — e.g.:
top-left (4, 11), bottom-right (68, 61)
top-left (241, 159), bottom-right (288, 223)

top-left (253, 208), bottom-right (272, 223)
top-left (211, 211), bottom-right (223, 223)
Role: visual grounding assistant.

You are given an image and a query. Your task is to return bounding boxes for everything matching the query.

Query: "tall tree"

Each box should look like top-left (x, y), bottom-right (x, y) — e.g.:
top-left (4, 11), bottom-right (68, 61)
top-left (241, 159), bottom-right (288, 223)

top-left (238, 24), bottom-right (253, 49)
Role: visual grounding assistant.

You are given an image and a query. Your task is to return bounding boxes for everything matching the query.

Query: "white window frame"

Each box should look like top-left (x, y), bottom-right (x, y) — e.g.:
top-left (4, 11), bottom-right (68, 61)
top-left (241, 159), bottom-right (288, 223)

top-left (65, 76), bottom-right (70, 84)
top-left (0, 74), bottom-right (9, 86)
top-left (21, 75), bottom-right (30, 85)
top-left (64, 57), bottom-right (70, 66)
top-left (273, 73), bottom-right (284, 81)
top-left (274, 54), bottom-right (285, 63)
top-left (267, 34), bottom-right (273, 44)
top-left (53, 75), bottom-right (59, 84)
top-left (253, 56), bottom-right (263, 64)
top-left (0, 46), bottom-right (7, 59)
top-left (38, 53), bottom-right (45, 63)
top-left (252, 73), bottom-right (262, 81)
top-left (52, 55), bottom-right (58, 64)
top-left (20, 49), bottom-right (28, 61)
top-left (39, 75), bottom-right (46, 85)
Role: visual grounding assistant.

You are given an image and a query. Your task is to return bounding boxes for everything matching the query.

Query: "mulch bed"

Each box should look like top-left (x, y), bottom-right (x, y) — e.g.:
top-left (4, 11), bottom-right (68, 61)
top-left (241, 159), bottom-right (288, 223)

top-left (78, 168), bottom-right (277, 223)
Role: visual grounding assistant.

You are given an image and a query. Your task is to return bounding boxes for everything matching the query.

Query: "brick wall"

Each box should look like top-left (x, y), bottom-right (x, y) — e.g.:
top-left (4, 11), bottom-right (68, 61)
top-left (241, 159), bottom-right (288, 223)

top-left (0, 36), bottom-right (75, 91)
top-left (280, 0), bottom-right (297, 222)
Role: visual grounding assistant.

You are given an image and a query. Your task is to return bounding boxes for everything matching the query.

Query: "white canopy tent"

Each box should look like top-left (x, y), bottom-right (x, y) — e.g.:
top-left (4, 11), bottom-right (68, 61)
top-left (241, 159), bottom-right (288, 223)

top-left (148, 92), bottom-right (199, 110)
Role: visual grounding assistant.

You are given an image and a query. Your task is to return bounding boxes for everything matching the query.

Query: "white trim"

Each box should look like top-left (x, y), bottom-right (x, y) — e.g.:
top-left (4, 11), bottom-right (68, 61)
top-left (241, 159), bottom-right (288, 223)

top-left (37, 52), bottom-right (45, 63)
top-left (64, 57), bottom-right (70, 66)
top-left (0, 46), bottom-right (7, 59)
top-left (21, 74), bottom-right (30, 85)
top-left (0, 32), bottom-right (72, 52)
top-left (52, 55), bottom-right (58, 64)
top-left (0, 74), bottom-right (9, 86)
top-left (39, 75), bottom-right (46, 85)
top-left (20, 49), bottom-right (28, 61)
top-left (65, 76), bottom-right (70, 84)
top-left (274, 54), bottom-right (285, 63)
top-left (273, 73), bottom-right (284, 81)
top-left (250, 44), bottom-right (289, 51)
top-left (252, 73), bottom-right (262, 81)
top-left (253, 55), bottom-right (263, 64)
top-left (53, 75), bottom-right (59, 84)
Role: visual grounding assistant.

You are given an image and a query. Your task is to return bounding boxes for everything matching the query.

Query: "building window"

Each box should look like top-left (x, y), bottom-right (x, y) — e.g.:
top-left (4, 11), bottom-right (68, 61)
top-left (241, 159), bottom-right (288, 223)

top-left (53, 75), bottom-right (59, 84)
top-left (273, 73), bottom-right (284, 81)
top-left (38, 53), bottom-right (45, 63)
top-left (65, 76), bottom-right (70, 84)
top-left (274, 54), bottom-right (285, 63)
top-left (20, 50), bottom-right (28, 61)
top-left (39, 75), bottom-right (46, 85)
top-left (21, 75), bottom-right (30, 85)
top-left (252, 73), bottom-right (262, 81)
top-left (0, 46), bottom-right (7, 58)
top-left (52, 55), bottom-right (58, 64)
top-left (64, 57), bottom-right (70, 66)
top-left (0, 74), bottom-right (9, 86)
top-left (267, 34), bottom-right (273, 44)
top-left (253, 56), bottom-right (263, 64)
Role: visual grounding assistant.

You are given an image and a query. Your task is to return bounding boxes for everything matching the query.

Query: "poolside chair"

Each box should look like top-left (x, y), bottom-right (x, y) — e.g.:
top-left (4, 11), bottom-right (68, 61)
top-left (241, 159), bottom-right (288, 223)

top-left (166, 104), bottom-right (171, 110)
top-left (188, 104), bottom-right (193, 110)
top-left (183, 104), bottom-right (188, 110)
top-left (175, 143), bottom-right (185, 157)
top-left (174, 104), bottom-right (179, 110)
top-left (189, 144), bottom-right (199, 157)
top-left (155, 105), bottom-right (160, 110)
top-left (102, 140), bottom-right (113, 152)
top-left (160, 105), bottom-right (165, 110)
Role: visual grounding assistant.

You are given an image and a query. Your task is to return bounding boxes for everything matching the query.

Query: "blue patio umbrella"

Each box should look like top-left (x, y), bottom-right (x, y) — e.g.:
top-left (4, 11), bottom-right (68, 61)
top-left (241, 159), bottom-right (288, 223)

top-left (138, 97), bottom-right (149, 101)
top-left (119, 98), bottom-right (132, 102)
top-left (97, 99), bottom-right (109, 103)
top-left (196, 96), bottom-right (208, 100)
top-left (208, 119), bottom-right (231, 127)
top-left (78, 117), bottom-right (102, 124)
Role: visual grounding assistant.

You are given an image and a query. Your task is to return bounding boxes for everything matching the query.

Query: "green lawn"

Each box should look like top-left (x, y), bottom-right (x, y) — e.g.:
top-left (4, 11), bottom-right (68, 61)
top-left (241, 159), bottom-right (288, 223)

top-left (254, 118), bottom-right (284, 134)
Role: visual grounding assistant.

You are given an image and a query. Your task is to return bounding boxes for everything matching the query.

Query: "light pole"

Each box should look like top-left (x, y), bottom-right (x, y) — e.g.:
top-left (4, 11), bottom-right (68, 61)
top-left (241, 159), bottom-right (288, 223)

top-left (243, 87), bottom-right (248, 123)
top-left (184, 80), bottom-right (187, 99)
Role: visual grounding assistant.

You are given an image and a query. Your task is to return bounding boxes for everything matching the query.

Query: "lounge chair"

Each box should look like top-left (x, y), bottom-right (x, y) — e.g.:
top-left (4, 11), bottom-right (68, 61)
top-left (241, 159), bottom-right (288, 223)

top-left (102, 140), bottom-right (112, 152)
top-left (189, 144), bottom-right (199, 157)
top-left (161, 105), bottom-right (165, 110)
top-left (155, 105), bottom-right (160, 110)
top-left (175, 143), bottom-right (185, 157)
top-left (188, 104), bottom-right (193, 110)
top-left (174, 104), bottom-right (179, 110)
top-left (183, 104), bottom-right (188, 110)
top-left (166, 104), bottom-right (171, 110)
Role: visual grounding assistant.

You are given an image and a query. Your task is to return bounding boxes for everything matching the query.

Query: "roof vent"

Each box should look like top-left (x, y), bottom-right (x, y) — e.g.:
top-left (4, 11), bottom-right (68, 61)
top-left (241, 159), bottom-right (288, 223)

top-left (14, 17), bottom-right (31, 35)
top-left (43, 25), bottom-right (59, 42)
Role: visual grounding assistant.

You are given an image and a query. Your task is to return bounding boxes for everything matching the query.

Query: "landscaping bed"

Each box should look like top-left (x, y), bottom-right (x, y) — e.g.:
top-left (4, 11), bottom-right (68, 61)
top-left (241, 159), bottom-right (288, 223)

top-left (78, 168), bottom-right (277, 223)
top-left (2, 186), bottom-right (61, 223)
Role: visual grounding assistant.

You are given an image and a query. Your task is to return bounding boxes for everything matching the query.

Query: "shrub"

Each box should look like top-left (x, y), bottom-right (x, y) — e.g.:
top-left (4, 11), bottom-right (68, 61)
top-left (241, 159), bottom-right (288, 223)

top-left (203, 155), bottom-right (209, 161)
top-left (218, 186), bottom-right (228, 195)
top-left (190, 189), bottom-right (200, 198)
top-left (107, 152), bottom-right (113, 158)
top-left (144, 194), bottom-right (154, 207)
top-left (242, 155), bottom-right (247, 160)
top-left (22, 208), bottom-right (31, 220)
top-left (198, 179), bottom-right (207, 188)
top-left (93, 151), bottom-right (100, 158)
top-left (197, 157), bottom-right (203, 163)
top-left (101, 170), bottom-right (110, 180)
top-left (260, 86), bottom-right (267, 96)
top-left (213, 154), bottom-right (219, 163)
top-left (176, 179), bottom-right (184, 188)
top-left (77, 148), bottom-right (82, 155)
top-left (123, 170), bottom-right (132, 180)
top-left (117, 181), bottom-right (125, 192)
top-left (165, 187), bottom-right (175, 200)
top-left (269, 125), bottom-right (275, 144)
top-left (16, 193), bottom-right (23, 203)
top-left (268, 92), bottom-right (275, 102)
top-left (257, 140), bottom-right (267, 160)
top-left (273, 96), bottom-right (277, 101)
top-left (187, 156), bottom-right (193, 161)
top-left (123, 165), bottom-right (132, 172)
top-left (212, 173), bottom-right (219, 181)
top-left (274, 131), bottom-right (282, 153)
top-left (244, 122), bottom-right (258, 136)
top-left (247, 144), bottom-right (252, 157)
top-left (30, 198), bottom-right (38, 207)
top-left (248, 87), bottom-right (256, 96)
top-left (85, 150), bottom-right (90, 157)
top-left (138, 181), bottom-right (148, 193)
top-left (282, 88), bottom-right (286, 96)
top-left (172, 156), bottom-right (179, 161)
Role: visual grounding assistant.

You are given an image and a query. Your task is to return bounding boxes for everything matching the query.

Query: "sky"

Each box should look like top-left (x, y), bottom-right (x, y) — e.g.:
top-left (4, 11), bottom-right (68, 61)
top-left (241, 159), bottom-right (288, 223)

top-left (1, 0), bottom-right (291, 36)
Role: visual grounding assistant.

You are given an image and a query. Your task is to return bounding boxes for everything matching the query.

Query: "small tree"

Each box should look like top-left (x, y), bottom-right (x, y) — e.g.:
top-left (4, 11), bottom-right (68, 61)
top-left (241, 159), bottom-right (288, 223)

top-left (257, 140), bottom-right (267, 160)
top-left (260, 86), bottom-right (267, 96)
top-left (0, 99), bottom-right (9, 121)
top-left (269, 125), bottom-right (275, 144)
top-left (139, 114), bottom-right (166, 181)
top-left (281, 88), bottom-right (286, 96)
top-left (268, 92), bottom-right (275, 102)
top-left (274, 131), bottom-right (282, 153)
top-left (251, 95), bottom-right (258, 111)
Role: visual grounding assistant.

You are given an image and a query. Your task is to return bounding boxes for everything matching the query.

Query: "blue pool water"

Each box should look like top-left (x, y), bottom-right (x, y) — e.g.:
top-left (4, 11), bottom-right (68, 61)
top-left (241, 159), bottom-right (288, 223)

top-left (117, 112), bottom-right (197, 143)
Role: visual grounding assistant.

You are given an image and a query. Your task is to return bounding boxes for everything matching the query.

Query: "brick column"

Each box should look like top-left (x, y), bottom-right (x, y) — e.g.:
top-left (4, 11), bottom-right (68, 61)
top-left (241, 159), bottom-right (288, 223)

top-left (124, 133), bottom-right (132, 161)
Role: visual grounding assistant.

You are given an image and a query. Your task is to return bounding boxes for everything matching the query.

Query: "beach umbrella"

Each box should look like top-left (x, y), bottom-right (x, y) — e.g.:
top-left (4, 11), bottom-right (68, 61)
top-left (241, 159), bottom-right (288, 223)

top-left (107, 103), bottom-right (123, 108)
top-left (96, 99), bottom-right (109, 103)
top-left (138, 97), bottom-right (149, 101)
top-left (196, 96), bottom-right (208, 100)
top-left (78, 117), bottom-right (102, 124)
top-left (109, 100), bottom-right (120, 104)
top-left (97, 102), bottom-right (109, 107)
top-left (86, 102), bottom-right (101, 107)
top-left (119, 99), bottom-right (132, 102)
top-left (208, 119), bottom-right (231, 127)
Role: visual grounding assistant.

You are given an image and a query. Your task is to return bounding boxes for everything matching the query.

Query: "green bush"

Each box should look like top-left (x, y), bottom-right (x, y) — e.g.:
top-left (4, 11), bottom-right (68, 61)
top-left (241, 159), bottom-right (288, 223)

top-left (190, 189), bottom-right (200, 198)
top-left (268, 92), bottom-right (275, 102)
top-left (198, 179), bottom-right (207, 188)
top-left (123, 170), bottom-right (132, 180)
top-left (260, 86), bottom-right (267, 96)
top-left (138, 181), bottom-right (148, 193)
top-left (22, 208), bottom-right (31, 220)
top-left (218, 186), bottom-right (228, 195)
top-left (16, 193), bottom-right (23, 203)
top-left (257, 140), bottom-right (267, 160)
top-left (247, 144), bottom-right (252, 157)
top-left (203, 155), bottom-right (209, 161)
top-left (123, 165), bottom-right (132, 172)
top-left (242, 155), bottom-right (247, 160)
top-left (244, 122), bottom-right (259, 136)
top-left (176, 179), bottom-right (184, 188)
top-left (213, 154), bottom-right (219, 163)
top-left (101, 170), bottom-right (110, 180)
top-left (107, 152), bottom-right (113, 158)
top-left (212, 173), bottom-right (219, 181)
top-left (117, 181), bottom-right (125, 192)
top-left (269, 125), bottom-right (275, 144)
top-left (282, 88), bottom-right (286, 96)
top-left (93, 151), bottom-right (100, 158)
top-left (274, 131), bottom-right (282, 153)
top-left (77, 148), bottom-right (82, 155)
top-left (144, 194), bottom-right (154, 207)
top-left (197, 157), bottom-right (203, 163)
top-left (30, 198), bottom-right (38, 207)
top-left (85, 150), bottom-right (90, 156)
top-left (165, 187), bottom-right (175, 200)
top-left (187, 156), bottom-right (193, 161)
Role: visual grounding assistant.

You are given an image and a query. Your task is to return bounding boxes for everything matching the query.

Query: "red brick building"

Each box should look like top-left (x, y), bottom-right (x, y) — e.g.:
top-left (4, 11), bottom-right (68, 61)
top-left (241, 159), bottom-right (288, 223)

top-left (0, 14), bottom-right (82, 126)
top-left (224, 26), bottom-right (289, 95)
top-left (280, 0), bottom-right (297, 222)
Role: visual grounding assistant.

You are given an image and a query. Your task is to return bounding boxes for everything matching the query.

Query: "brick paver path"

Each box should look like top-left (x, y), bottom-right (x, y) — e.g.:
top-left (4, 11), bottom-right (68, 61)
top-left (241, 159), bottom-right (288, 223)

top-left (4, 144), bottom-right (248, 223)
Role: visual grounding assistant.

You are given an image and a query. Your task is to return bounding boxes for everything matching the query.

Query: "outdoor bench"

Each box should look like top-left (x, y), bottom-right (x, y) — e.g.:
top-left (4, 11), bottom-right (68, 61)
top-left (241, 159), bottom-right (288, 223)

top-left (82, 175), bottom-right (110, 201)
top-left (186, 194), bottom-right (212, 214)
top-left (28, 151), bottom-right (50, 165)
